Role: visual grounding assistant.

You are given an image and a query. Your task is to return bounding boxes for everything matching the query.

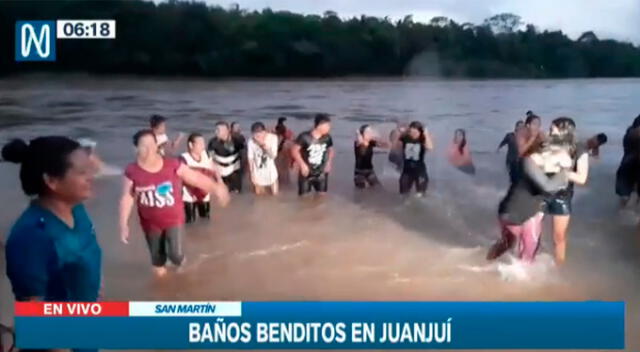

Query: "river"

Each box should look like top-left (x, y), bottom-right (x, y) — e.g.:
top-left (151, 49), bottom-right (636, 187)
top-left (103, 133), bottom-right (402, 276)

top-left (1, 75), bottom-right (639, 351)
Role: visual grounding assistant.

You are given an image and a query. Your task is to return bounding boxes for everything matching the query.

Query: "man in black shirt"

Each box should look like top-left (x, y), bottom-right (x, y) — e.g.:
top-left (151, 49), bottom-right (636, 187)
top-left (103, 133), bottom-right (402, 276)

top-left (292, 114), bottom-right (335, 196)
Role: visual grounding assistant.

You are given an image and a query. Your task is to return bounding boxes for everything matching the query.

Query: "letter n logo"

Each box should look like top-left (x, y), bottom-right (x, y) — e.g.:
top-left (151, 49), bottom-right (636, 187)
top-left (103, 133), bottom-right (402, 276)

top-left (15, 21), bottom-right (56, 61)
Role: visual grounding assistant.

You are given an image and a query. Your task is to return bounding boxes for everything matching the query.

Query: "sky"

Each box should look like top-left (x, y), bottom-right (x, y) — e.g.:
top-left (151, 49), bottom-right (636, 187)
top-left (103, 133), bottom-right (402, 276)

top-left (198, 0), bottom-right (640, 44)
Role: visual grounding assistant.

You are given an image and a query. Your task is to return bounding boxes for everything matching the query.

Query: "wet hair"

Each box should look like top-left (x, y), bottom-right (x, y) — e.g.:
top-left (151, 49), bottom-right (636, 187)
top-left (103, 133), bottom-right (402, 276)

top-left (359, 124), bottom-right (370, 136)
top-left (454, 128), bottom-right (467, 154)
top-left (132, 129), bottom-right (156, 146)
top-left (515, 120), bottom-right (524, 128)
top-left (2, 137), bottom-right (81, 196)
top-left (314, 113), bottom-right (331, 127)
top-left (149, 114), bottom-right (166, 129)
top-left (526, 110), bottom-right (534, 117)
top-left (408, 121), bottom-right (425, 142)
top-left (276, 117), bottom-right (287, 136)
top-left (631, 114), bottom-right (640, 129)
top-left (596, 133), bottom-right (608, 145)
top-left (251, 122), bottom-right (266, 133)
top-left (525, 114), bottom-right (540, 126)
top-left (187, 133), bottom-right (203, 146)
top-left (551, 117), bottom-right (576, 134)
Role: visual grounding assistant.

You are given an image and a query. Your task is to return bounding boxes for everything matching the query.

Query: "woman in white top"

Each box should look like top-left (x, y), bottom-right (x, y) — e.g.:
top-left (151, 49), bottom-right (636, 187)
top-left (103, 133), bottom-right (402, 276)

top-left (180, 133), bottom-right (217, 223)
top-left (247, 122), bottom-right (279, 195)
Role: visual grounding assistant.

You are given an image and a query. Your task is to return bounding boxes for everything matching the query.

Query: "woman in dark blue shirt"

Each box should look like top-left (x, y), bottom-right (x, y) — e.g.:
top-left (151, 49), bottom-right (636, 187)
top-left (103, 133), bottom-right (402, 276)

top-left (3, 137), bottom-right (102, 303)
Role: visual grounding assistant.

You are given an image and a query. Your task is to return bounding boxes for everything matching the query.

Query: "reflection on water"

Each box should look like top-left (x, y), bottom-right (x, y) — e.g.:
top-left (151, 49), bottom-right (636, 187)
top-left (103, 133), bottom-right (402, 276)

top-left (1, 76), bottom-right (640, 350)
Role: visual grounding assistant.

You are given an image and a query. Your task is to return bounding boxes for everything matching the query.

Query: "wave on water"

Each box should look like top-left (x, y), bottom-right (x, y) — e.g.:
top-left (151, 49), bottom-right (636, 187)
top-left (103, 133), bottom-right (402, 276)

top-left (343, 115), bottom-right (387, 123)
top-left (105, 95), bottom-right (137, 102)
top-left (237, 240), bottom-right (309, 259)
top-left (260, 104), bottom-right (306, 111)
top-left (459, 253), bottom-right (558, 283)
top-left (381, 162), bottom-right (402, 180)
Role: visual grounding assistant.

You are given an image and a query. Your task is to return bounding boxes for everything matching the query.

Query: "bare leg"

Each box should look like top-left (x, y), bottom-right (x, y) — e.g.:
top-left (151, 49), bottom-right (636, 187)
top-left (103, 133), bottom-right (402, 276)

top-left (552, 215), bottom-right (571, 265)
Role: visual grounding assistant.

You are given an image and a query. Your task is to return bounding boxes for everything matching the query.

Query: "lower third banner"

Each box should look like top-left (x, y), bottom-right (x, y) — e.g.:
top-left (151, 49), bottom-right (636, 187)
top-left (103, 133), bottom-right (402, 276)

top-left (14, 301), bottom-right (624, 349)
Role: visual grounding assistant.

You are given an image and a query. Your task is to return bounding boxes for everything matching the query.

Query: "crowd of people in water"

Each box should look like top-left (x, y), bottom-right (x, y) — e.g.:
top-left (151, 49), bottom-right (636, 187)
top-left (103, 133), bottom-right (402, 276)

top-left (2, 109), bottom-right (640, 327)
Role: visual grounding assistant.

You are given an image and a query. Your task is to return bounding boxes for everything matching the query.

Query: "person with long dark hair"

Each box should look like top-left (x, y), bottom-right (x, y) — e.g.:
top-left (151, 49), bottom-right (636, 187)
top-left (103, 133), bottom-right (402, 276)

top-left (274, 117), bottom-right (295, 185)
top-left (120, 130), bottom-right (229, 278)
top-left (3, 137), bottom-right (102, 305)
top-left (354, 124), bottom-right (390, 189)
top-left (517, 113), bottom-right (543, 158)
top-left (396, 121), bottom-right (434, 196)
top-left (448, 128), bottom-right (475, 175)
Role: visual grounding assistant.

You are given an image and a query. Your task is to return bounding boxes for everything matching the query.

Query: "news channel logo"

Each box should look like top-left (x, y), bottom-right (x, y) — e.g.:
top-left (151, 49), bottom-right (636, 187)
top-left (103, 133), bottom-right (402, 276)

top-left (15, 20), bottom-right (56, 61)
top-left (15, 20), bottom-right (116, 61)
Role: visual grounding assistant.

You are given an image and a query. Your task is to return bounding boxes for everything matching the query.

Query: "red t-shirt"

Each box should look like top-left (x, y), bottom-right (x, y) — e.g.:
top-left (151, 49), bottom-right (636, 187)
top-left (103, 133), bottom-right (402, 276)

top-left (124, 158), bottom-right (185, 233)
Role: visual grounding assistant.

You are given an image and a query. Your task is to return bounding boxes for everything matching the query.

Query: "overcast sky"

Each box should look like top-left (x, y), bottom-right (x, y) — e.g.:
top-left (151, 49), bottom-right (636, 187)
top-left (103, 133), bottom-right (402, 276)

top-left (197, 0), bottom-right (640, 44)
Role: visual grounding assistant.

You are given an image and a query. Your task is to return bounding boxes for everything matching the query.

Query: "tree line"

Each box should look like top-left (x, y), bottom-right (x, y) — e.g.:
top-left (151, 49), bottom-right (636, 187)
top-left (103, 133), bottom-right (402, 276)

top-left (1, 0), bottom-right (640, 78)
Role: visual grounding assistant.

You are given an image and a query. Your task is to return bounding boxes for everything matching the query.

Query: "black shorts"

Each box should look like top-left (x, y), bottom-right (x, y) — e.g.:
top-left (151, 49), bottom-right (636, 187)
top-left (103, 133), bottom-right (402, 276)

top-left (544, 196), bottom-right (572, 216)
top-left (399, 168), bottom-right (428, 194)
top-left (222, 170), bottom-right (243, 193)
top-left (144, 227), bottom-right (184, 267)
top-left (354, 169), bottom-right (379, 189)
top-left (298, 173), bottom-right (329, 196)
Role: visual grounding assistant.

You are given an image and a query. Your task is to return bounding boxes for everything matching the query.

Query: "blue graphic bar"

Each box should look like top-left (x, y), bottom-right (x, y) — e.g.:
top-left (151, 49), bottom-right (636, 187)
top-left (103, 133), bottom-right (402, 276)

top-left (15, 301), bottom-right (624, 349)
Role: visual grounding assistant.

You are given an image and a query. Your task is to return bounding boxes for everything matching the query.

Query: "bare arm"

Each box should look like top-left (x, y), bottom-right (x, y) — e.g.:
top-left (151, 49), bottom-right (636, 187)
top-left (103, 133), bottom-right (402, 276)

top-left (119, 177), bottom-right (135, 243)
top-left (424, 131), bottom-right (434, 151)
top-left (172, 133), bottom-right (185, 149)
top-left (264, 137), bottom-right (278, 160)
top-left (325, 147), bottom-right (335, 173)
top-left (517, 131), bottom-right (538, 157)
top-left (246, 142), bottom-right (258, 181)
top-left (522, 158), bottom-right (568, 193)
top-left (374, 139), bottom-right (391, 149)
top-left (356, 131), bottom-right (365, 146)
top-left (291, 144), bottom-right (306, 169)
top-left (567, 153), bottom-right (589, 185)
top-left (177, 164), bottom-right (229, 206)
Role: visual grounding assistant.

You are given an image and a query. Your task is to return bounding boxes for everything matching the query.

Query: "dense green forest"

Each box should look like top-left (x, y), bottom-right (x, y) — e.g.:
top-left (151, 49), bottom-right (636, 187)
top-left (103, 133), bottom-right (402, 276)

top-left (1, 0), bottom-right (640, 78)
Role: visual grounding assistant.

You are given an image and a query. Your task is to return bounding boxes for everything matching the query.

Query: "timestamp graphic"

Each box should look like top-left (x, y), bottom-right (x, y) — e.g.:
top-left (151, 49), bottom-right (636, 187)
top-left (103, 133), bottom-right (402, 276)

top-left (57, 20), bottom-right (116, 39)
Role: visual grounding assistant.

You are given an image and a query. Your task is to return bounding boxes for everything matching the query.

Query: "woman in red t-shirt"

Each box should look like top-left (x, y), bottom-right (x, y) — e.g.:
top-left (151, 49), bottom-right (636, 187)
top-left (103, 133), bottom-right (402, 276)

top-left (119, 130), bottom-right (229, 277)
